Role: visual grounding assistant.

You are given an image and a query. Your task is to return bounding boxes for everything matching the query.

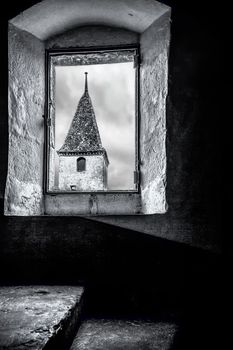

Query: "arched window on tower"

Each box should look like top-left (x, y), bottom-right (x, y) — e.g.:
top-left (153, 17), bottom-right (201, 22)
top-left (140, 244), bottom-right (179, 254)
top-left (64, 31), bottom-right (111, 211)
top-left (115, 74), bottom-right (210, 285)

top-left (77, 157), bottom-right (86, 172)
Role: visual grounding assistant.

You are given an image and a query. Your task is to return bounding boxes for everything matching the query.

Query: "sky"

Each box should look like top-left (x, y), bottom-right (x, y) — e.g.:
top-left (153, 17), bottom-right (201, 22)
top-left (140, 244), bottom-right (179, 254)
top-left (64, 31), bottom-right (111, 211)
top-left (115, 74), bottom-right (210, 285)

top-left (55, 62), bottom-right (136, 190)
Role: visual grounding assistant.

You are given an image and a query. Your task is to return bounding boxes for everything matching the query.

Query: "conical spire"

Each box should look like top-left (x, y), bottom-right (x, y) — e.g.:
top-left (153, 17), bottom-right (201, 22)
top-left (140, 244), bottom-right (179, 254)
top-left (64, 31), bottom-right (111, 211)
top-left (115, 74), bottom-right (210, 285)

top-left (58, 73), bottom-right (105, 155)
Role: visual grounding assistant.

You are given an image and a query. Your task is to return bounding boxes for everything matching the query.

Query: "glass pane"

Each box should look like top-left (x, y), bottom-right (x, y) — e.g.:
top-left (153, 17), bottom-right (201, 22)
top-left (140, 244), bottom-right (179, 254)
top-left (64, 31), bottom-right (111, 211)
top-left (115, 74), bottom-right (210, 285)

top-left (48, 53), bottom-right (137, 192)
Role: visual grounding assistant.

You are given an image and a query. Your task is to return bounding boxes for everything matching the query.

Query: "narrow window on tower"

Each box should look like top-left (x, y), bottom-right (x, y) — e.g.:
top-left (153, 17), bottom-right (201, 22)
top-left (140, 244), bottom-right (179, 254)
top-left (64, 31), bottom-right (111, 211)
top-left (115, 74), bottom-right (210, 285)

top-left (77, 157), bottom-right (86, 172)
top-left (46, 47), bottom-right (139, 193)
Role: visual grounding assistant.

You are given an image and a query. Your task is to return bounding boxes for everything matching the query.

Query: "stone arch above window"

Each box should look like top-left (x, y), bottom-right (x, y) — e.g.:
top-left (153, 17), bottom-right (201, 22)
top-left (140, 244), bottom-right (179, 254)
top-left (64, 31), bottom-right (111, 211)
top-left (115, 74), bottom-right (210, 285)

top-left (5, 0), bottom-right (171, 216)
top-left (77, 157), bottom-right (86, 172)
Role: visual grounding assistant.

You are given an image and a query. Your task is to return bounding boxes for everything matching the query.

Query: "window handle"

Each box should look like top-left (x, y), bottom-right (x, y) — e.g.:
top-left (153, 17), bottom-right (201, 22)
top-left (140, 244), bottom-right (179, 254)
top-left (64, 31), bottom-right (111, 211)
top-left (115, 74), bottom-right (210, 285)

top-left (134, 170), bottom-right (140, 184)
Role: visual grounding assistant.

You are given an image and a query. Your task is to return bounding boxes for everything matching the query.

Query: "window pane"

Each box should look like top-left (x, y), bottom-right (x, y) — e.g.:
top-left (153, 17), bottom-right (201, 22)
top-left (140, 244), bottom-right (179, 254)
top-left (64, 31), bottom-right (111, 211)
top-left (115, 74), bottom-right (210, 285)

top-left (77, 157), bottom-right (86, 172)
top-left (48, 52), bottom-right (137, 192)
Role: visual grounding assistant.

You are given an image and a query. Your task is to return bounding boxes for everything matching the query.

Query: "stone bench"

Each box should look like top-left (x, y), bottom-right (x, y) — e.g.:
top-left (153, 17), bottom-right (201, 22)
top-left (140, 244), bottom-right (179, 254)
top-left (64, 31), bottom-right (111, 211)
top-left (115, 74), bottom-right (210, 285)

top-left (0, 286), bottom-right (84, 350)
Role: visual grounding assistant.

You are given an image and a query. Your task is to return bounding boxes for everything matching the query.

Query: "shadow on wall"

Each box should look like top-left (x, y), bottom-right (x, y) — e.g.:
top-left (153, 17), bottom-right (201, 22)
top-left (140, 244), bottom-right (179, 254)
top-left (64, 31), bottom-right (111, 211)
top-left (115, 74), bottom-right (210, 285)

top-left (0, 215), bottom-right (222, 349)
top-left (0, 216), bottom-right (222, 310)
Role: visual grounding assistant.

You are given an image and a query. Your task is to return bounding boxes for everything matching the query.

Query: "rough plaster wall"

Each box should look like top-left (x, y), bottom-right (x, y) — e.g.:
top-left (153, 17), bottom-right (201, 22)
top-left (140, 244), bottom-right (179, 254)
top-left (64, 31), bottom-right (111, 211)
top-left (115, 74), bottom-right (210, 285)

top-left (140, 12), bottom-right (170, 214)
top-left (45, 193), bottom-right (141, 216)
top-left (46, 26), bottom-right (139, 49)
top-left (10, 0), bottom-right (169, 41)
top-left (4, 24), bottom-right (45, 215)
top-left (48, 60), bottom-right (56, 191)
top-left (59, 155), bottom-right (106, 191)
top-left (0, 23), bottom-right (8, 211)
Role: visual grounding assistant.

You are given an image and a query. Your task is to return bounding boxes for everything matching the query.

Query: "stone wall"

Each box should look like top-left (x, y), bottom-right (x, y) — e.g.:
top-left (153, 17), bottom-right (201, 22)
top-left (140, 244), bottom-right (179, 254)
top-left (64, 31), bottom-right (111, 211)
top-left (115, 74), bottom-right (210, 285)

top-left (140, 12), bottom-right (170, 214)
top-left (4, 24), bottom-right (45, 215)
top-left (46, 26), bottom-right (139, 50)
top-left (59, 155), bottom-right (107, 191)
top-left (0, 215), bottom-right (221, 315)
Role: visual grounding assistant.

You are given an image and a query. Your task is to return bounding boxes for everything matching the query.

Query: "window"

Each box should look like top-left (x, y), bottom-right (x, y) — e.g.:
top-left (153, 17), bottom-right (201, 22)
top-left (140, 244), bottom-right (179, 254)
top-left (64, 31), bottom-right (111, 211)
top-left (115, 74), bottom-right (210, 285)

top-left (6, 0), bottom-right (171, 216)
top-left (46, 47), bottom-right (139, 193)
top-left (77, 157), bottom-right (86, 172)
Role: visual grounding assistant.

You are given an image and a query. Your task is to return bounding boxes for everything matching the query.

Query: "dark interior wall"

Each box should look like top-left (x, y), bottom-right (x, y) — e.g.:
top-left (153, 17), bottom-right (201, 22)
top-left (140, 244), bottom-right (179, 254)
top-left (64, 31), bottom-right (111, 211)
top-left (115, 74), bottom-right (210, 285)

top-left (166, 0), bottom-right (222, 231)
top-left (0, 215), bottom-right (222, 350)
top-left (0, 215), bottom-right (221, 314)
top-left (92, 1), bottom-right (223, 250)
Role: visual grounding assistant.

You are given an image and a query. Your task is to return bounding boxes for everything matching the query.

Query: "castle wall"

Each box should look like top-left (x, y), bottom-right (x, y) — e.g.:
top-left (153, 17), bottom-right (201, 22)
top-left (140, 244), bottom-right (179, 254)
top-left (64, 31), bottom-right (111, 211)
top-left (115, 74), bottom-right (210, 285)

top-left (59, 155), bottom-right (107, 191)
top-left (4, 24), bottom-right (45, 215)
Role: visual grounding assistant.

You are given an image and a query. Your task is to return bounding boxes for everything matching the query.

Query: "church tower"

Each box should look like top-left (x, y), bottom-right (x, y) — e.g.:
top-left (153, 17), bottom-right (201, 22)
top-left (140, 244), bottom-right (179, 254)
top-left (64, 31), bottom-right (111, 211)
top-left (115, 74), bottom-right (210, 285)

top-left (57, 72), bottom-right (109, 191)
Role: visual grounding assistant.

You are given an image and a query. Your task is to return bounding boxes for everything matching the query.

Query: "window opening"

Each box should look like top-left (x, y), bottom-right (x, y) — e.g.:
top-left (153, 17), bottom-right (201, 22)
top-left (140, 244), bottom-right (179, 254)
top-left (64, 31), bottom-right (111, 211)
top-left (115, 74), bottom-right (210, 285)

top-left (46, 47), bottom-right (139, 193)
top-left (77, 157), bottom-right (86, 172)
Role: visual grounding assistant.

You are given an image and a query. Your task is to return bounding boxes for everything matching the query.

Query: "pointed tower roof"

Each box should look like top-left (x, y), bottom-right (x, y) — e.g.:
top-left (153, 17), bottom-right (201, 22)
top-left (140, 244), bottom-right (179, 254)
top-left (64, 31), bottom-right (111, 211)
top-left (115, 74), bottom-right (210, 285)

top-left (58, 72), bottom-right (108, 164)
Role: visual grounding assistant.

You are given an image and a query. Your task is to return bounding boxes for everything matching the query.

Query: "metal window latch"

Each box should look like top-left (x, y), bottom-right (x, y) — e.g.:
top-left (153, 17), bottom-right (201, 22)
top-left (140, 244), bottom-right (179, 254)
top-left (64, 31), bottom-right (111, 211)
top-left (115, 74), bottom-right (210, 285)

top-left (42, 115), bottom-right (51, 126)
top-left (49, 100), bottom-right (54, 108)
top-left (134, 54), bottom-right (141, 68)
top-left (134, 170), bottom-right (140, 184)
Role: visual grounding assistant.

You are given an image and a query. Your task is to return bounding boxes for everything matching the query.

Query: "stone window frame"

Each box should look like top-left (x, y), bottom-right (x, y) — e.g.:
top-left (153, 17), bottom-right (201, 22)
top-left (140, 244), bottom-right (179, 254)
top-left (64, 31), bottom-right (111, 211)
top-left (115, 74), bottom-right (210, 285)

top-left (76, 157), bottom-right (86, 172)
top-left (6, 3), bottom-right (170, 216)
top-left (45, 45), bottom-right (140, 194)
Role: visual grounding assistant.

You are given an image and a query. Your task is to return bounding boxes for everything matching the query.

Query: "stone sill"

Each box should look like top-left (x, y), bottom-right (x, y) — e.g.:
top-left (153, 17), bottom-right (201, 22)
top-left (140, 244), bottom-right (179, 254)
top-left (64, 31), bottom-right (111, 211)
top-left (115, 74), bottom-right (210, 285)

top-left (0, 286), bottom-right (84, 350)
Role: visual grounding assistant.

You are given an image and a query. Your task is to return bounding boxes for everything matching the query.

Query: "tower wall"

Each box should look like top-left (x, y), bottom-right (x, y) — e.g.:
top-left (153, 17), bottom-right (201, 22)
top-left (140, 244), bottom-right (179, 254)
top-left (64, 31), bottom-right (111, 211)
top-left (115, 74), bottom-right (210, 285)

top-left (59, 155), bottom-right (107, 191)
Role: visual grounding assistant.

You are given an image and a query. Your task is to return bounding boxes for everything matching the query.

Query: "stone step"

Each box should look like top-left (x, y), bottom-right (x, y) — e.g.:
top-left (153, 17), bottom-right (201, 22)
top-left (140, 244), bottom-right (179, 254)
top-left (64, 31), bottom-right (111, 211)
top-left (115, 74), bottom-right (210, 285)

top-left (0, 286), bottom-right (84, 350)
top-left (70, 318), bottom-right (178, 350)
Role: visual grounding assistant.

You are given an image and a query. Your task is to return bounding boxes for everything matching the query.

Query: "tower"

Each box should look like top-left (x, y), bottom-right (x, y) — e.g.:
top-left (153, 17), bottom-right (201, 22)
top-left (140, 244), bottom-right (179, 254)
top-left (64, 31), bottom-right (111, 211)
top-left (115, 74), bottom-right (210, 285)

top-left (57, 72), bottom-right (109, 191)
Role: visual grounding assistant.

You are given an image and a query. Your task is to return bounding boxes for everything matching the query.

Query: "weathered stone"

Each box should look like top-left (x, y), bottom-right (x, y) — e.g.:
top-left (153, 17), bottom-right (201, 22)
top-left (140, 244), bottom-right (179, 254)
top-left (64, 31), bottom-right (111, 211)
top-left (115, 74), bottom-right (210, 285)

top-left (10, 0), bottom-right (169, 40)
top-left (70, 319), bottom-right (177, 350)
top-left (0, 286), bottom-right (84, 349)
top-left (5, 24), bottom-right (45, 216)
top-left (46, 26), bottom-right (139, 50)
top-left (50, 51), bottom-right (135, 67)
top-left (4, 177), bottom-right (43, 216)
top-left (45, 192), bottom-right (141, 215)
top-left (140, 12), bottom-right (170, 214)
top-left (59, 155), bottom-right (107, 192)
